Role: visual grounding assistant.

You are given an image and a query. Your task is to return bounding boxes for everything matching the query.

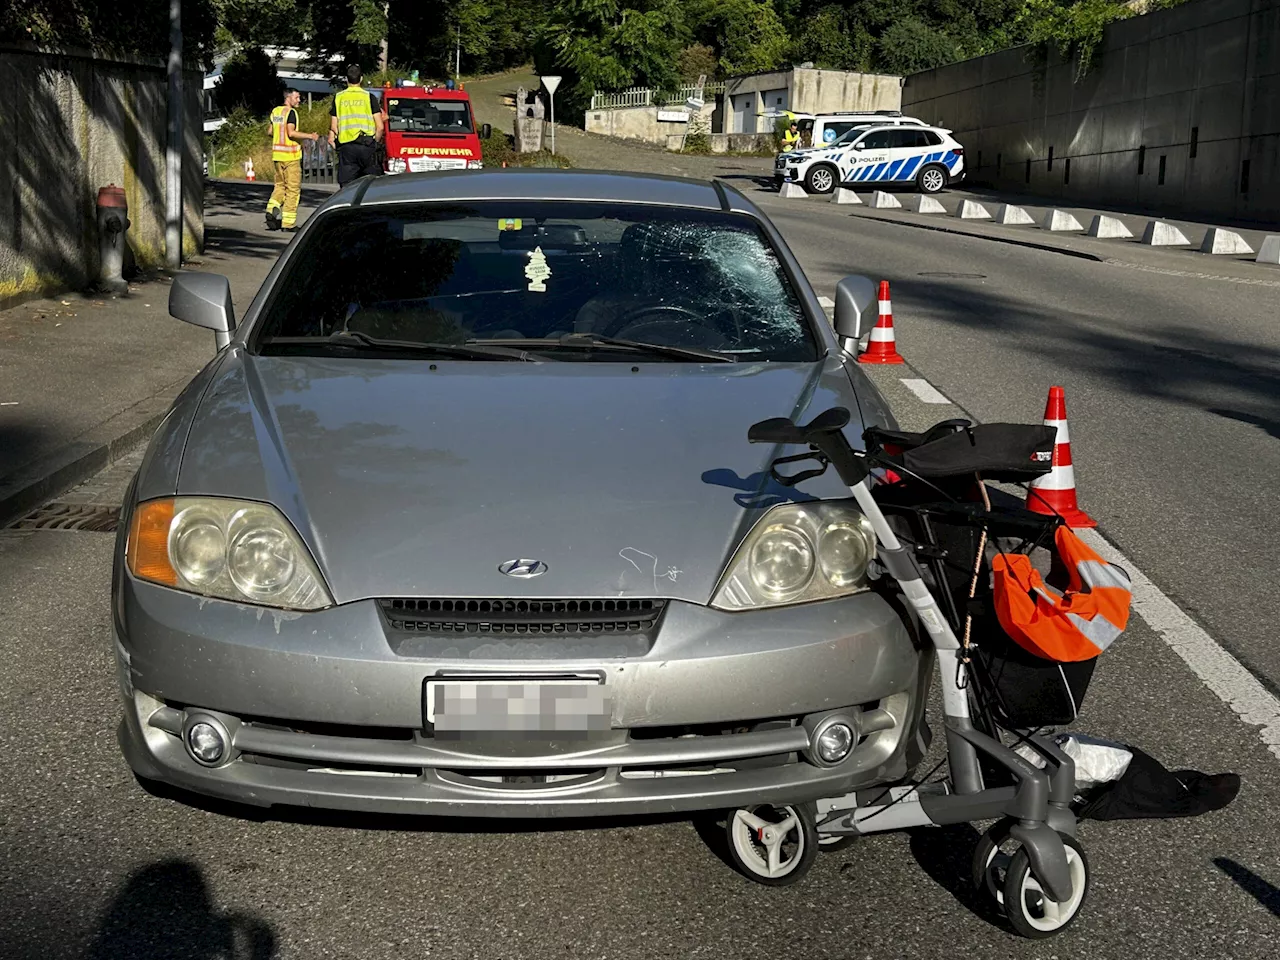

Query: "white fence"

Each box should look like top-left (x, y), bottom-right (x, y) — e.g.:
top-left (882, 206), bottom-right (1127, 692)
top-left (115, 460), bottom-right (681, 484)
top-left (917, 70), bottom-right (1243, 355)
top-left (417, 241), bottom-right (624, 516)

top-left (590, 82), bottom-right (726, 111)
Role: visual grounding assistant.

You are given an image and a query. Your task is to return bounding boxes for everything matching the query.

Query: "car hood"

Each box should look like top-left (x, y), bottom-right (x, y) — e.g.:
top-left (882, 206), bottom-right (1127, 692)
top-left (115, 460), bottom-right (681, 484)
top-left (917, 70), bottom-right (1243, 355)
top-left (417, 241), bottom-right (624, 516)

top-left (176, 351), bottom-right (867, 604)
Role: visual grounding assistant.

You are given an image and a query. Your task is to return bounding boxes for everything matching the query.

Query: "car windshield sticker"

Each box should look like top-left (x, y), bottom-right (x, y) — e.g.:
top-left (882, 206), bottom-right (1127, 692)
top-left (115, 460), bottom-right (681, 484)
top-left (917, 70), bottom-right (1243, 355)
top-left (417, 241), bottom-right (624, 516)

top-left (525, 246), bottom-right (551, 292)
top-left (822, 129), bottom-right (837, 143)
top-left (498, 218), bottom-right (522, 231)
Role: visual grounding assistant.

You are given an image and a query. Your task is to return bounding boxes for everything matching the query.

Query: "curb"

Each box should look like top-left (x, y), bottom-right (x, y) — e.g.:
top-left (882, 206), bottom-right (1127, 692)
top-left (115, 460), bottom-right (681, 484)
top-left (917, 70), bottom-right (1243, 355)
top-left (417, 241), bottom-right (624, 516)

top-left (852, 211), bottom-right (1106, 262)
top-left (0, 390), bottom-right (178, 528)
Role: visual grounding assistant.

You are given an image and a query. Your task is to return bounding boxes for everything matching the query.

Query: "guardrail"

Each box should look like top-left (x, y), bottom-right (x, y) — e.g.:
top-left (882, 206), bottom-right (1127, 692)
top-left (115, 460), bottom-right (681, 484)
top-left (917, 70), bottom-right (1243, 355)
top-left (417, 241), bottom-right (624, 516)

top-left (590, 82), bottom-right (725, 111)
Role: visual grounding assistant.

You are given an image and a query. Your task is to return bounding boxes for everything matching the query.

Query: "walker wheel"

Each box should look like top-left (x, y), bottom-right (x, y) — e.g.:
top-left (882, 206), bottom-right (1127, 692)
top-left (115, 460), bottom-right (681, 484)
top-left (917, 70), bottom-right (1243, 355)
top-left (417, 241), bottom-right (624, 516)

top-left (725, 802), bottom-right (818, 886)
top-left (972, 817), bottom-right (1017, 905)
top-left (1003, 833), bottom-right (1090, 939)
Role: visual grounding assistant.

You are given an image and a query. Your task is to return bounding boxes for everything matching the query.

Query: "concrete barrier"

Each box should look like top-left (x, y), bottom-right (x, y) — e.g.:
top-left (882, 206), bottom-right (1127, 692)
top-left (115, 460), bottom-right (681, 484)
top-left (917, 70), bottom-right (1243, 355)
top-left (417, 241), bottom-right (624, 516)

top-left (869, 191), bottom-right (902, 209)
top-left (833, 187), bottom-right (862, 205)
top-left (1141, 221), bottom-right (1191, 246)
top-left (1258, 236), bottom-right (1280, 265)
top-left (1199, 228), bottom-right (1254, 255)
top-left (1087, 215), bottom-right (1133, 239)
top-left (779, 182), bottom-right (808, 199)
top-left (995, 204), bottom-right (1035, 225)
top-left (910, 195), bottom-right (946, 214)
top-left (955, 199), bottom-right (990, 220)
top-left (1042, 209), bottom-right (1084, 232)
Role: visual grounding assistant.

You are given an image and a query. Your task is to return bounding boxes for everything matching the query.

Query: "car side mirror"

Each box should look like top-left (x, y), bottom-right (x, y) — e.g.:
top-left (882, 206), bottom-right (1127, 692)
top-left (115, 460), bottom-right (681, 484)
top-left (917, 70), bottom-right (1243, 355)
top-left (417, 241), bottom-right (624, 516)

top-left (481, 122), bottom-right (492, 140)
top-left (169, 272), bottom-right (236, 351)
top-left (853, 142), bottom-right (866, 151)
top-left (832, 275), bottom-right (879, 354)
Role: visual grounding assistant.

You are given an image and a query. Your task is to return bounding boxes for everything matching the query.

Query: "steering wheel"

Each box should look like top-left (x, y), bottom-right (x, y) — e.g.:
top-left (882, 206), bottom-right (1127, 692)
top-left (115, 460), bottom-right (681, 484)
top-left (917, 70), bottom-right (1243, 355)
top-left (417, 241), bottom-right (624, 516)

top-left (603, 303), bottom-right (729, 344)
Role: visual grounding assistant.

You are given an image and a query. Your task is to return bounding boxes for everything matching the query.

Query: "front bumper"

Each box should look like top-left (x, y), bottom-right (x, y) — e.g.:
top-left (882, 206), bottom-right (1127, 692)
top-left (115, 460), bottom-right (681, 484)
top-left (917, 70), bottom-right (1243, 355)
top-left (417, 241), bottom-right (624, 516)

top-left (115, 576), bottom-right (930, 818)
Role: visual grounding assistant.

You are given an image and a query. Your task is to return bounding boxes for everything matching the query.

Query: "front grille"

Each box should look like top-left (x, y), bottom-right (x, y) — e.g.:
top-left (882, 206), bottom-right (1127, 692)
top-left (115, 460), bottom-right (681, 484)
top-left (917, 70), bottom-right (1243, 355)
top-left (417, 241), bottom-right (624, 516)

top-left (380, 598), bottom-right (666, 638)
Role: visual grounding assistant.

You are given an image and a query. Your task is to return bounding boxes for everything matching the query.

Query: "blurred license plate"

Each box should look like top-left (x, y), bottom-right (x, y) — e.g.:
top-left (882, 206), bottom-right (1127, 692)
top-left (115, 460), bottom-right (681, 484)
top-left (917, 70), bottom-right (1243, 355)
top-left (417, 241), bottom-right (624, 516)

top-left (425, 679), bottom-right (611, 738)
top-left (408, 157), bottom-right (439, 172)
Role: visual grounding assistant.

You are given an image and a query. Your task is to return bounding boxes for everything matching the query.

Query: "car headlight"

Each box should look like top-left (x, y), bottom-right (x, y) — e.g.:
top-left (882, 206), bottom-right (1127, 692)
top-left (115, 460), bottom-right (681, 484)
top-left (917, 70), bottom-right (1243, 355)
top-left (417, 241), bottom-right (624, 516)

top-left (711, 502), bottom-right (876, 611)
top-left (467, 159), bottom-right (483, 169)
top-left (386, 157), bottom-right (408, 174)
top-left (126, 497), bottom-right (332, 610)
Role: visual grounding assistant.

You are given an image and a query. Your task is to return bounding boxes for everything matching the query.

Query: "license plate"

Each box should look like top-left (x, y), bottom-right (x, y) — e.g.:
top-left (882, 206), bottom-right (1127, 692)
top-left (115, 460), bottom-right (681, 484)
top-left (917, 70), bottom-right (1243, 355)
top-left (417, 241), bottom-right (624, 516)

top-left (425, 679), bottom-right (611, 738)
top-left (407, 157), bottom-right (439, 173)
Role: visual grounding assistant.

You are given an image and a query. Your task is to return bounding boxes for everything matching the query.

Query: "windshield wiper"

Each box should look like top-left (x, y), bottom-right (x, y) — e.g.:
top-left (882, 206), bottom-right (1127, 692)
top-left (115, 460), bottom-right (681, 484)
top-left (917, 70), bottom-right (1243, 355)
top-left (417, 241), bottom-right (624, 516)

top-left (263, 331), bottom-right (540, 362)
top-left (502, 333), bottom-right (736, 363)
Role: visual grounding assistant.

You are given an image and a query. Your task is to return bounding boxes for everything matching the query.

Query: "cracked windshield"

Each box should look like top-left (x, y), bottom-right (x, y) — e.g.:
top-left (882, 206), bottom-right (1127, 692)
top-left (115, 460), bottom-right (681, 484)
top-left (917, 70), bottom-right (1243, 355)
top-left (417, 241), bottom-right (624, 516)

top-left (256, 203), bottom-right (816, 360)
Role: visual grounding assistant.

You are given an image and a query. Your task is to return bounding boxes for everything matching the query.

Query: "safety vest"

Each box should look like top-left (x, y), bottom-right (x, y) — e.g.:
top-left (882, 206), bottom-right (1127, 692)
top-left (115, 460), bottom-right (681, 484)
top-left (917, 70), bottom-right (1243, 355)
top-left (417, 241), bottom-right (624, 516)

top-left (270, 106), bottom-right (300, 162)
top-left (335, 86), bottom-right (376, 144)
top-left (990, 526), bottom-right (1132, 662)
top-left (783, 130), bottom-right (800, 149)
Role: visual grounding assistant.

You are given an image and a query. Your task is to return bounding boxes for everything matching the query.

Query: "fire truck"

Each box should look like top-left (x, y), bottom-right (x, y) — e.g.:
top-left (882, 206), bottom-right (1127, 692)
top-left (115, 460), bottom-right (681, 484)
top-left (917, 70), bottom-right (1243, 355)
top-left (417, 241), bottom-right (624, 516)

top-left (378, 80), bottom-right (492, 175)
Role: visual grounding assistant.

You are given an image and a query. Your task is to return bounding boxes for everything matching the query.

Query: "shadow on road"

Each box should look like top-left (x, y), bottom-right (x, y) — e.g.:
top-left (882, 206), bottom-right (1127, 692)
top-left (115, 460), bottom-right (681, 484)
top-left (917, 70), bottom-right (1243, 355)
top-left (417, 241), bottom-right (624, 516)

top-left (1214, 857), bottom-right (1280, 919)
top-left (84, 859), bottom-right (275, 960)
top-left (906, 824), bottom-right (1006, 930)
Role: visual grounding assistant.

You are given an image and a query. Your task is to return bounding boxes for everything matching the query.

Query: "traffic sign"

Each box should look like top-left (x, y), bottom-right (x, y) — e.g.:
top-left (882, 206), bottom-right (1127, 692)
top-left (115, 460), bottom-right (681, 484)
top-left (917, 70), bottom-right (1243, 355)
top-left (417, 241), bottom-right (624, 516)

top-left (541, 76), bottom-right (562, 95)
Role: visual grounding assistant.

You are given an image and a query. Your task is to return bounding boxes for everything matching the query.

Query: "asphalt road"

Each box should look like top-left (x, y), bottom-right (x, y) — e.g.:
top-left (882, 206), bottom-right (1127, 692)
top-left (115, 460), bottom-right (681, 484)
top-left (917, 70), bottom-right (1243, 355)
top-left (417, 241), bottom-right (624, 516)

top-left (2, 174), bottom-right (1279, 959)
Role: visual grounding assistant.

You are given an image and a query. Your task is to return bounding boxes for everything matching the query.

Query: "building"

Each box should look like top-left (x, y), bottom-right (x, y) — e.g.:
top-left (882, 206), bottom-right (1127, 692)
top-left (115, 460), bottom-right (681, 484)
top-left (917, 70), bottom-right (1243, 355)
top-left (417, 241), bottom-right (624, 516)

top-left (724, 66), bottom-right (903, 133)
top-left (203, 46), bottom-right (340, 133)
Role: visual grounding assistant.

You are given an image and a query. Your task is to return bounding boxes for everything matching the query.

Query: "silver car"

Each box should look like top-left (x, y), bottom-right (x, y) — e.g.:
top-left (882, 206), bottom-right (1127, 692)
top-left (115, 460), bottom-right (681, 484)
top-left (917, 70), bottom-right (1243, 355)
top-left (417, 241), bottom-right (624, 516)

top-left (113, 170), bottom-right (931, 818)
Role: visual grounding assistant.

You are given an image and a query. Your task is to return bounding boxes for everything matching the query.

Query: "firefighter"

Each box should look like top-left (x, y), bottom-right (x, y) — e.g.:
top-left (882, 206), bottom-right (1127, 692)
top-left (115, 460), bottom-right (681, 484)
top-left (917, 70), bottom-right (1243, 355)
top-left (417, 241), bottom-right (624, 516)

top-left (265, 88), bottom-right (319, 232)
top-left (328, 64), bottom-right (384, 187)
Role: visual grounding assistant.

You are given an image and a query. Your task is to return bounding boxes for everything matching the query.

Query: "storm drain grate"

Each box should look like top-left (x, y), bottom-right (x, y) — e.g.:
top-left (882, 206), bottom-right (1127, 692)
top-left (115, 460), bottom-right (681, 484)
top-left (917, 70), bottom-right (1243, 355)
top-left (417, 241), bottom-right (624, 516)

top-left (10, 503), bottom-right (120, 532)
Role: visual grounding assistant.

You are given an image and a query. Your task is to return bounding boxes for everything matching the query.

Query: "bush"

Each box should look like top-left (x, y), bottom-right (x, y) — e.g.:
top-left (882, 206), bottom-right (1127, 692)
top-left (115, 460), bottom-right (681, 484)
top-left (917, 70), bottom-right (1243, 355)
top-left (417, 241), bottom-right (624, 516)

top-left (683, 112), bottom-right (712, 155)
top-left (207, 107), bottom-right (272, 179)
top-left (480, 131), bottom-right (572, 169)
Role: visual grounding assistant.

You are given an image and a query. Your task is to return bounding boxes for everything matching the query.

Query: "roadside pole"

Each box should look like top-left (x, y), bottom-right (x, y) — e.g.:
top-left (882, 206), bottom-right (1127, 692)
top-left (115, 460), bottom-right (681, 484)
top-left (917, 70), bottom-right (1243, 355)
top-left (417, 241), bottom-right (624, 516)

top-left (542, 75), bottom-right (561, 155)
top-left (165, 0), bottom-right (182, 270)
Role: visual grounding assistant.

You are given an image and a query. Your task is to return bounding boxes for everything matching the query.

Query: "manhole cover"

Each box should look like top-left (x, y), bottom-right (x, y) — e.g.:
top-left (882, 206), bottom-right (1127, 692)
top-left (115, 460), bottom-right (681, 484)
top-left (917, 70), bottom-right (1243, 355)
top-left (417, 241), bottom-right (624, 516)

top-left (917, 271), bottom-right (987, 279)
top-left (11, 503), bottom-right (120, 532)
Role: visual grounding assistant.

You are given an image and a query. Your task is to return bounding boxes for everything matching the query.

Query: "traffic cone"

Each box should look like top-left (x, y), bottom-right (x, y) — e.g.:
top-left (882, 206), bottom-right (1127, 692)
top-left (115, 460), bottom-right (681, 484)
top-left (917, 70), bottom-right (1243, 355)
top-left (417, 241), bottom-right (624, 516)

top-left (245, 158), bottom-right (255, 182)
top-left (1026, 385), bottom-right (1097, 528)
top-left (858, 280), bottom-right (905, 364)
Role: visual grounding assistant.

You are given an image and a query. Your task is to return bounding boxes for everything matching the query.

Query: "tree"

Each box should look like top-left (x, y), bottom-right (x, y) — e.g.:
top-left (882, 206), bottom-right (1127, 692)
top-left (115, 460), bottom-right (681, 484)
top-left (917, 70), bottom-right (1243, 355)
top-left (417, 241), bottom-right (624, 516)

top-left (875, 16), bottom-right (959, 74)
top-left (791, 5), bottom-right (872, 71)
top-left (1, 0), bottom-right (218, 65)
top-left (688, 0), bottom-right (791, 76)
top-left (676, 42), bottom-right (718, 82)
top-left (538, 0), bottom-right (686, 116)
top-left (214, 46), bottom-right (286, 116)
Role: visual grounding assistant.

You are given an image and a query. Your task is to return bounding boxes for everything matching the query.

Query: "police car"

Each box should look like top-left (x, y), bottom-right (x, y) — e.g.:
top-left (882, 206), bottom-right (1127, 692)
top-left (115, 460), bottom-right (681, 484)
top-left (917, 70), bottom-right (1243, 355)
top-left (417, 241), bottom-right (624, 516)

top-left (775, 123), bottom-right (965, 195)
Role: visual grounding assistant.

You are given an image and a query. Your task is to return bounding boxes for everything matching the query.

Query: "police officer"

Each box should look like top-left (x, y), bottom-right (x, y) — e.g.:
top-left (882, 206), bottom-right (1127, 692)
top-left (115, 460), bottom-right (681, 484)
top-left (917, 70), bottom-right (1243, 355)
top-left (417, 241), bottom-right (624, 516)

top-left (265, 88), bottom-right (319, 232)
top-left (783, 120), bottom-right (801, 150)
top-left (328, 64), bottom-right (384, 187)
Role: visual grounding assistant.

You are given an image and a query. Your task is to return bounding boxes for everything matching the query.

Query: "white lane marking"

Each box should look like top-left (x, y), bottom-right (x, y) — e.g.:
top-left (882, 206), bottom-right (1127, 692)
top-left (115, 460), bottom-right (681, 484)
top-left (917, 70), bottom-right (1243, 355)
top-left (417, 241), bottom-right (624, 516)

top-left (1080, 529), bottom-right (1280, 761)
top-left (817, 296), bottom-right (835, 315)
top-left (1103, 258), bottom-right (1280, 288)
top-left (900, 378), bottom-right (952, 404)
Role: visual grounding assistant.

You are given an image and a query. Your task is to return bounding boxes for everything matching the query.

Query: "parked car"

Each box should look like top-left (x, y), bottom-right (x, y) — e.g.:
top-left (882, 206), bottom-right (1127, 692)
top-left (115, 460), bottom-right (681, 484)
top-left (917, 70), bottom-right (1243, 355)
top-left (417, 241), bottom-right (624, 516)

top-left (779, 110), bottom-right (928, 150)
top-left (775, 123), bottom-right (965, 195)
top-left (114, 169), bottom-right (931, 820)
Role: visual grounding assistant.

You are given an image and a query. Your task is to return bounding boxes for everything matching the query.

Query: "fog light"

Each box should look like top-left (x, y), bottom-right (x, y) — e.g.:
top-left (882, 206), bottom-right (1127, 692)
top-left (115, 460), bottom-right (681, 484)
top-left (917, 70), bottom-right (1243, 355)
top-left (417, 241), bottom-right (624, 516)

top-left (816, 722), bottom-right (854, 764)
top-left (186, 721), bottom-right (226, 765)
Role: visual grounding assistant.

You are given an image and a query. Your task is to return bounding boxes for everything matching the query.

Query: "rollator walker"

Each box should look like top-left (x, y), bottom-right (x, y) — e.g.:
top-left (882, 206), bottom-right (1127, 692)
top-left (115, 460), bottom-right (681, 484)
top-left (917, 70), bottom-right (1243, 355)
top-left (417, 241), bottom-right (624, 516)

top-left (721, 407), bottom-right (1094, 939)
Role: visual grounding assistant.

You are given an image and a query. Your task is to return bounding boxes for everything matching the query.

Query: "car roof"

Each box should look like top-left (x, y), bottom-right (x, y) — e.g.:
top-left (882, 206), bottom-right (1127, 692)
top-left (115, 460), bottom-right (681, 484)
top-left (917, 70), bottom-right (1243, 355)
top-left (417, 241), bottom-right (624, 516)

top-left (323, 169), bottom-right (736, 213)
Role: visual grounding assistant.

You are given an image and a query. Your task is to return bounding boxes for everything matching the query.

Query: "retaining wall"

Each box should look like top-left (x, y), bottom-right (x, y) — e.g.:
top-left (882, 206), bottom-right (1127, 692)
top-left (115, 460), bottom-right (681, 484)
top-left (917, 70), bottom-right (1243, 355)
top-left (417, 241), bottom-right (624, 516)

top-left (0, 44), bottom-right (204, 306)
top-left (902, 0), bottom-right (1280, 221)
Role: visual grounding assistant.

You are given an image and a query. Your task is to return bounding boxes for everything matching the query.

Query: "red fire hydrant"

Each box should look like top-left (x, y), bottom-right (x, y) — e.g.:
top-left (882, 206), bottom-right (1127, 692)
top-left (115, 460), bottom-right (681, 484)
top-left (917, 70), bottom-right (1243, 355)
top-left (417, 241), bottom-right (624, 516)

top-left (97, 185), bottom-right (130, 294)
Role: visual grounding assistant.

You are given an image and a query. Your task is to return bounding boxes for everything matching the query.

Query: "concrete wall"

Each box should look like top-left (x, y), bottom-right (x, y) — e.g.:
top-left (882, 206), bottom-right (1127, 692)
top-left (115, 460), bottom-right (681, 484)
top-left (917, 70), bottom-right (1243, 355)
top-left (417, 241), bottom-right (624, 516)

top-left (0, 44), bottom-right (204, 306)
top-left (791, 69), bottom-right (903, 116)
top-left (902, 0), bottom-right (1280, 221)
top-left (585, 101), bottom-right (718, 145)
top-left (724, 69), bottom-right (902, 132)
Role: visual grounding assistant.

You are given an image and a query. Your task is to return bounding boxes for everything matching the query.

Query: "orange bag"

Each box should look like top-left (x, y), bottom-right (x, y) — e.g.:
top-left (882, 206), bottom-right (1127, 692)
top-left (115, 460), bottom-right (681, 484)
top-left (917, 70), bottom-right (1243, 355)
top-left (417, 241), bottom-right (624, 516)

top-left (990, 527), bottom-right (1132, 662)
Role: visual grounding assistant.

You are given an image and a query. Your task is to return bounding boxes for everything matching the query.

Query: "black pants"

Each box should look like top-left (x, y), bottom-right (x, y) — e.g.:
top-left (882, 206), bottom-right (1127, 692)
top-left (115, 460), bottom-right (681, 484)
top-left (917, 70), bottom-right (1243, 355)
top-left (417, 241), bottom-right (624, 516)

top-left (337, 140), bottom-right (382, 186)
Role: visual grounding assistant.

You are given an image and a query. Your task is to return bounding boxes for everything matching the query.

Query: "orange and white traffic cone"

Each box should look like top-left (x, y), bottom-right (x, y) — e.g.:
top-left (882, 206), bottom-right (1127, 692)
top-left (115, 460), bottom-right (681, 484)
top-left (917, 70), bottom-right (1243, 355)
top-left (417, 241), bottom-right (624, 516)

top-left (245, 158), bottom-right (256, 181)
top-left (858, 280), bottom-right (905, 364)
top-left (1026, 385), bottom-right (1097, 528)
